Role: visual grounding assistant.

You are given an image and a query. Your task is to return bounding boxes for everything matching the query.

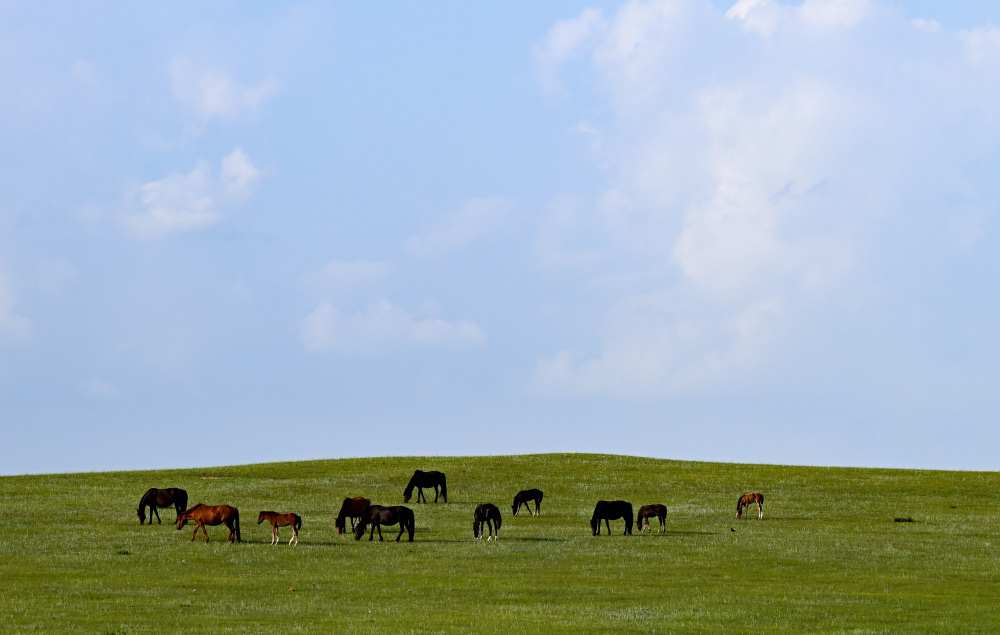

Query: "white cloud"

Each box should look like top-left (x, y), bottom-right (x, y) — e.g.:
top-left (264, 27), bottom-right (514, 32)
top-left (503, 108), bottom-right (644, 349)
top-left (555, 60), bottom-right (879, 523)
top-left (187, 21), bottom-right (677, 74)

top-left (301, 299), bottom-right (484, 353)
top-left (405, 197), bottom-right (515, 259)
top-left (124, 148), bottom-right (260, 239)
top-left (531, 0), bottom-right (1000, 399)
top-left (169, 58), bottom-right (278, 122)
top-left (305, 259), bottom-right (392, 298)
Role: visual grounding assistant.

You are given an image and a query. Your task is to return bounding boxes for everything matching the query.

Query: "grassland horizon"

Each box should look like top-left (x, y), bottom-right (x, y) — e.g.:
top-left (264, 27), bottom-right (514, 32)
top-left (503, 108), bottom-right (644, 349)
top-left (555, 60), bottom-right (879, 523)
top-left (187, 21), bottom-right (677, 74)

top-left (1, 452), bottom-right (998, 633)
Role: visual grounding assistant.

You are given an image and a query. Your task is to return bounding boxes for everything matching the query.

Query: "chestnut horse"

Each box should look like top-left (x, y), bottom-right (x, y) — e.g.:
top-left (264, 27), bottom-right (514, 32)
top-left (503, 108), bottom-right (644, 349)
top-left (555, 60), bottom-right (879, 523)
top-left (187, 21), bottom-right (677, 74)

top-left (511, 489), bottom-right (543, 517)
top-left (636, 504), bottom-right (668, 534)
top-left (137, 487), bottom-right (188, 525)
top-left (257, 511), bottom-right (302, 545)
top-left (736, 492), bottom-right (764, 519)
top-left (403, 470), bottom-right (447, 503)
top-left (334, 497), bottom-right (371, 534)
top-left (591, 500), bottom-right (633, 536)
top-left (176, 504), bottom-right (241, 543)
top-left (473, 503), bottom-right (502, 540)
top-left (354, 505), bottom-right (415, 542)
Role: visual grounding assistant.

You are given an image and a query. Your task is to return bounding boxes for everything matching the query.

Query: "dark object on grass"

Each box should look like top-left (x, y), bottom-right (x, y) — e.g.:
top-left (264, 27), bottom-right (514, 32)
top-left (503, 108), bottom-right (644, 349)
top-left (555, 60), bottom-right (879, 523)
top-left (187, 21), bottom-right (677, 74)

top-left (403, 470), bottom-right (447, 503)
top-left (137, 487), bottom-right (188, 525)
top-left (737, 492), bottom-right (764, 519)
top-left (637, 504), bottom-right (668, 534)
top-left (473, 503), bottom-right (502, 540)
top-left (354, 505), bottom-right (415, 542)
top-left (894, 517), bottom-right (915, 523)
top-left (591, 500), bottom-right (633, 536)
top-left (176, 503), bottom-right (241, 543)
top-left (257, 511), bottom-right (302, 545)
top-left (512, 489), bottom-right (543, 517)
top-left (334, 497), bottom-right (371, 534)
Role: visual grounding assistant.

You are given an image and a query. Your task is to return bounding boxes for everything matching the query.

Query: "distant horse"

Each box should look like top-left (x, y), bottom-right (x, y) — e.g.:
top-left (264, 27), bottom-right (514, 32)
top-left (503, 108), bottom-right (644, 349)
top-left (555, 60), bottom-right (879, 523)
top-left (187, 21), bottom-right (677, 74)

top-left (137, 487), bottom-right (188, 525)
top-left (636, 504), bottom-right (668, 534)
top-left (403, 470), bottom-right (447, 503)
top-left (176, 504), bottom-right (241, 543)
top-left (736, 492), bottom-right (764, 519)
top-left (591, 500), bottom-right (633, 536)
top-left (334, 497), bottom-right (371, 534)
top-left (474, 503), bottom-right (502, 540)
top-left (511, 489), bottom-right (543, 517)
top-left (257, 511), bottom-right (302, 546)
top-left (354, 505), bottom-right (415, 542)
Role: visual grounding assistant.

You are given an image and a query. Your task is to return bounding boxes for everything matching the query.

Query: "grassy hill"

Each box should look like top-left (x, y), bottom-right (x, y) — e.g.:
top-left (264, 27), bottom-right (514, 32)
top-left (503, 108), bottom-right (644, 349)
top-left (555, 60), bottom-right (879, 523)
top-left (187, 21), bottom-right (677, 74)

top-left (1, 453), bottom-right (998, 633)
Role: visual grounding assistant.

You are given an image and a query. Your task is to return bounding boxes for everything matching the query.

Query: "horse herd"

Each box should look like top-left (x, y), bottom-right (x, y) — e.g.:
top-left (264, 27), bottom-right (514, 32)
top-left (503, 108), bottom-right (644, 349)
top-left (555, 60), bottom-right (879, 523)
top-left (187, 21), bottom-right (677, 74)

top-left (137, 471), bottom-right (765, 545)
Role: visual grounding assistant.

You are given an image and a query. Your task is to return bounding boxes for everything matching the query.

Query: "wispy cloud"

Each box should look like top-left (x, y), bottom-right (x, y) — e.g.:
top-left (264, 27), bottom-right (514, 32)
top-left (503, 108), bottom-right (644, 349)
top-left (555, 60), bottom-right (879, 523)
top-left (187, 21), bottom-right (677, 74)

top-left (169, 58), bottom-right (278, 122)
top-left (405, 197), bottom-right (516, 259)
top-left (124, 148), bottom-right (260, 239)
top-left (0, 268), bottom-right (31, 341)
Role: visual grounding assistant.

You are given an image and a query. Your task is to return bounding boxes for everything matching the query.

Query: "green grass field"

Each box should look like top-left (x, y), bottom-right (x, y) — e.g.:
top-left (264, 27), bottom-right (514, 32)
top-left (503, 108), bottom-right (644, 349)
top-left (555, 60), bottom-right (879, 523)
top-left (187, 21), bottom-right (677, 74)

top-left (1, 453), bottom-right (998, 633)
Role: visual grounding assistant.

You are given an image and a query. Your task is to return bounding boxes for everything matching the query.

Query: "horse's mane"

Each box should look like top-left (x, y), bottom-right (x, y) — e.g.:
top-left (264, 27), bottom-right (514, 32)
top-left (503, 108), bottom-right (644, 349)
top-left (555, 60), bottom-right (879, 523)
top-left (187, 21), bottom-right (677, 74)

top-left (403, 471), bottom-right (421, 496)
top-left (137, 487), bottom-right (157, 512)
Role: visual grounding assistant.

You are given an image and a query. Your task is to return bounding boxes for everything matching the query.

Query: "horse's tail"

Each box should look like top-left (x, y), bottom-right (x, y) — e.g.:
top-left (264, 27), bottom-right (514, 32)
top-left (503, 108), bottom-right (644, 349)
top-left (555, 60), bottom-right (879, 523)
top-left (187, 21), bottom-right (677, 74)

top-left (295, 515), bottom-right (302, 532)
top-left (176, 489), bottom-right (188, 515)
top-left (439, 474), bottom-right (447, 503)
top-left (234, 508), bottom-right (242, 543)
top-left (405, 508), bottom-right (415, 541)
top-left (495, 511), bottom-right (502, 532)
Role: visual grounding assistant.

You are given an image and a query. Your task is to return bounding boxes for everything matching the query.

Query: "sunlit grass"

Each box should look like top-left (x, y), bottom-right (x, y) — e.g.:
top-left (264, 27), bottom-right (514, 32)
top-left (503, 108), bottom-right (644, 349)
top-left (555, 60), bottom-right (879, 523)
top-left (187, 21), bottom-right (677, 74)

top-left (1, 454), bottom-right (998, 632)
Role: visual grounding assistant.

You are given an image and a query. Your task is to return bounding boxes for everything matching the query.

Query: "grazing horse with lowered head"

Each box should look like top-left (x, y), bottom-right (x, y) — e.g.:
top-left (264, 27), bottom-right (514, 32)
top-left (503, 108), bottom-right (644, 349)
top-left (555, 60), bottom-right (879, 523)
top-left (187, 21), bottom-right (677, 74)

top-left (334, 497), bottom-right (371, 534)
top-left (354, 505), bottom-right (415, 542)
top-left (137, 487), bottom-right (188, 525)
top-left (403, 470), bottom-right (447, 504)
top-left (257, 511), bottom-right (302, 545)
top-left (473, 503), bottom-right (502, 540)
top-left (591, 500), bottom-right (633, 536)
top-left (511, 489), bottom-right (543, 517)
top-left (176, 504), bottom-right (241, 543)
top-left (737, 492), bottom-right (764, 519)
top-left (636, 504), bottom-right (668, 534)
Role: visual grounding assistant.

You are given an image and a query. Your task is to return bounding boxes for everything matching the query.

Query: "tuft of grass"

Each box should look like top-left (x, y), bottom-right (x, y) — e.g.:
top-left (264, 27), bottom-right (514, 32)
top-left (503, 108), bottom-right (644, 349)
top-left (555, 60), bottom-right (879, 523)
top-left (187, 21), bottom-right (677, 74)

top-left (1, 453), bottom-right (999, 632)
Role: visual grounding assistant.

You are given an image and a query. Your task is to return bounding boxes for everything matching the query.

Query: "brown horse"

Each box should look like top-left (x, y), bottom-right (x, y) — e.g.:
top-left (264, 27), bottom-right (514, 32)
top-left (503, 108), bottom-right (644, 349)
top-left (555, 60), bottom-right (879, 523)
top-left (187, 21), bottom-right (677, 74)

top-left (257, 511), bottom-right (302, 545)
top-left (736, 492), bottom-right (764, 519)
top-left (176, 504), bottom-right (241, 543)
top-left (636, 504), bottom-right (668, 533)
top-left (334, 497), bottom-right (371, 534)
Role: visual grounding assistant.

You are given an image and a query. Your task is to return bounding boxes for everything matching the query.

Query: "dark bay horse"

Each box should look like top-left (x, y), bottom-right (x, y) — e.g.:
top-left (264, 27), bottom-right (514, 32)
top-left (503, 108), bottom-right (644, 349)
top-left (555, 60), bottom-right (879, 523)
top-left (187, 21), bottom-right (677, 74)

top-left (137, 487), bottom-right (188, 525)
top-left (474, 503), bottom-right (502, 540)
top-left (257, 511), bottom-right (302, 545)
top-left (737, 492), bottom-right (764, 519)
top-left (637, 504), bottom-right (668, 534)
top-left (512, 489), bottom-right (543, 517)
top-left (403, 470), bottom-right (447, 503)
top-left (335, 497), bottom-right (371, 534)
top-left (176, 504), bottom-right (241, 543)
top-left (354, 505), bottom-right (415, 542)
top-left (591, 500), bottom-right (633, 536)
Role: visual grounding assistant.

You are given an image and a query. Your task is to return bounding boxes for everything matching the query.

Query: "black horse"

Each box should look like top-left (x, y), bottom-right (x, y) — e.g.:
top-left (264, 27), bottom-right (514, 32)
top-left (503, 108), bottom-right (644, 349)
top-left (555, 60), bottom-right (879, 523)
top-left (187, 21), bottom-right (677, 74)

top-left (512, 489), bottom-right (543, 517)
top-left (137, 487), bottom-right (188, 525)
top-left (590, 500), bottom-right (633, 536)
top-left (354, 505), bottom-right (415, 542)
top-left (473, 503), bottom-right (502, 540)
top-left (403, 470), bottom-right (447, 503)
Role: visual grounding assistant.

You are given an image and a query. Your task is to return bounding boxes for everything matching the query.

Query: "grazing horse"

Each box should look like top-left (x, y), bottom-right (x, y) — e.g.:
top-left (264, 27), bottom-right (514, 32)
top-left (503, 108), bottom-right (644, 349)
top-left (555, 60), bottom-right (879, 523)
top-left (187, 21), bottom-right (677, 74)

top-left (636, 504), bottom-right (668, 534)
top-left (473, 503), bottom-right (502, 540)
top-left (736, 492), bottom-right (764, 519)
top-left (137, 487), bottom-right (188, 525)
top-left (590, 500), bottom-right (633, 536)
top-left (176, 504), bottom-right (241, 543)
top-left (257, 511), bottom-right (302, 546)
top-left (403, 470), bottom-right (447, 504)
top-left (511, 489), bottom-right (543, 517)
top-left (354, 505), bottom-right (415, 542)
top-left (334, 497), bottom-right (371, 534)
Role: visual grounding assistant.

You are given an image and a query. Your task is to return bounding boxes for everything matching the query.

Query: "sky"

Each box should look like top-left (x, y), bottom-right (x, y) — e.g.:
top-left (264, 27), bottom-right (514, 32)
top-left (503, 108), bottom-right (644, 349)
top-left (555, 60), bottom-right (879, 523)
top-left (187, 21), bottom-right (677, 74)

top-left (2, 0), bottom-right (1000, 475)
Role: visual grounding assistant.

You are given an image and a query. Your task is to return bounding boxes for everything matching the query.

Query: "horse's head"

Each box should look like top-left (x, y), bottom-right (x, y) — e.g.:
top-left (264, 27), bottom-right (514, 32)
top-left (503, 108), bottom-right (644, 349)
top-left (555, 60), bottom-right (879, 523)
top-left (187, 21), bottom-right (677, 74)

top-left (590, 518), bottom-right (599, 536)
top-left (176, 514), bottom-right (189, 530)
top-left (137, 510), bottom-right (146, 524)
top-left (334, 517), bottom-right (345, 534)
top-left (257, 512), bottom-right (266, 525)
top-left (511, 501), bottom-right (519, 517)
top-left (353, 517), bottom-right (368, 541)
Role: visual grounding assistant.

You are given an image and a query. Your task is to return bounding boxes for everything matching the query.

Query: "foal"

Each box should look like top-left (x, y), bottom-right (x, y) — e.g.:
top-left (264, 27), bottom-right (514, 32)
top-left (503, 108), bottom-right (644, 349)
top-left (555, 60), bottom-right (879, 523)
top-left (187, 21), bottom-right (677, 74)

top-left (636, 504), bottom-right (668, 533)
top-left (736, 492), bottom-right (764, 519)
top-left (473, 503), bottom-right (502, 540)
top-left (257, 511), bottom-right (302, 545)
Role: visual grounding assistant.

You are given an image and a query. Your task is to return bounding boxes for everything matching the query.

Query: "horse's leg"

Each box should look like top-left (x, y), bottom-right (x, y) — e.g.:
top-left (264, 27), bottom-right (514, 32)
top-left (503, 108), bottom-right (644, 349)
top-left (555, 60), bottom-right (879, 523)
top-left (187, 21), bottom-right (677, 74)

top-left (758, 501), bottom-right (763, 520)
top-left (153, 507), bottom-right (161, 524)
top-left (376, 523), bottom-right (384, 542)
top-left (395, 522), bottom-right (404, 542)
top-left (433, 485), bottom-right (439, 503)
top-left (272, 525), bottom-right (279, 545)
top-left (290, 523), bottom-right (298, 546)
top-left (604, 519), bottom-right (611, 535)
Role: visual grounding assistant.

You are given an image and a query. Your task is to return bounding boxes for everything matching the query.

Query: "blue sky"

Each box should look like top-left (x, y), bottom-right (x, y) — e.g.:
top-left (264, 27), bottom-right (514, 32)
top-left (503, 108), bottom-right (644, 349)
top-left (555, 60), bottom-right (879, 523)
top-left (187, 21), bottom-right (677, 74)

top-left (2, 0), bottom-right (999, 474)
